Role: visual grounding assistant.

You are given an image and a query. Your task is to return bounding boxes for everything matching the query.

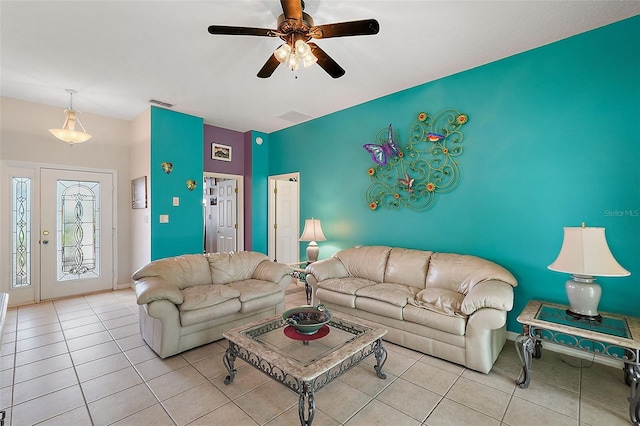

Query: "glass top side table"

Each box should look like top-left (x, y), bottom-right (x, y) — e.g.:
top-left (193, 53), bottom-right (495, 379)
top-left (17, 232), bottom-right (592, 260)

top-left (515, 300), bottom-right (640, 425)
top-left (288, 261), bottom-right (312, 304)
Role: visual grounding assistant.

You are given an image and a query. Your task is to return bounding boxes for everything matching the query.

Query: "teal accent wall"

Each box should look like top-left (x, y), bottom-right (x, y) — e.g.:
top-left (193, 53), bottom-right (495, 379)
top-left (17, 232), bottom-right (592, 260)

top-left (251, 131), bottom-right (270, 254)
top-left (150, 106), bottom-right (204, 260)
top-left (267, 17), bottom-right (640, 332)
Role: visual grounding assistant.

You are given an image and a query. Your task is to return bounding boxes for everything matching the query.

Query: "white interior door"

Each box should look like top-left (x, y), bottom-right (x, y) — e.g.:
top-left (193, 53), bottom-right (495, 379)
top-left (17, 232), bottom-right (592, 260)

top-left (40, 169), bottom-right (114, 300)
top-left (268, 174), bottom-right (299, 263)
top-left (217, 179), bottom-right (237, 253)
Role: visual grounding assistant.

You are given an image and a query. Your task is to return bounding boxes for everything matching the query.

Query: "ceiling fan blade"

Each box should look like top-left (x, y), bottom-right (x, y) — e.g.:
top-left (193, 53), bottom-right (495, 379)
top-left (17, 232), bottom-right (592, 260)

top-left (308, 43), bottom-right (345, 79)
top-left (280, 0), bottom-right (303, 20)
top-left (310, 19), bottom-right (380, 39)
top-left (257, 54), bottom-right (281, 78)
top-left (208, 25), bottom-right (275, 37)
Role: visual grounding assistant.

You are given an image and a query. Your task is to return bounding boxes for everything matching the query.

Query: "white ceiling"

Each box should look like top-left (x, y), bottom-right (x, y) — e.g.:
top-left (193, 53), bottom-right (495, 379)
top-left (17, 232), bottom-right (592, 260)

top-left (2, 1), bottom-right (638, 133)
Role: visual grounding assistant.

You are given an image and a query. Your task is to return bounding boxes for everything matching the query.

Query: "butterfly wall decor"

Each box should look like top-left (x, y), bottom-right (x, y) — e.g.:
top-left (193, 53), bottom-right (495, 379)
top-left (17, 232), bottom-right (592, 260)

top-left (363, 124), bottom-right (401, 166)
top-left (365, 110), bottom-right (469, 212)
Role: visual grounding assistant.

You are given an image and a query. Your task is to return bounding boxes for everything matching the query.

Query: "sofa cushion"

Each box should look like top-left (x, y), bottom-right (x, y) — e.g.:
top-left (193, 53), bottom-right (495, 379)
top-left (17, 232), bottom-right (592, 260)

top-left (334, 246), bottom-right (391, 283)
top-left (411, 288), bottom-right (466, 317)
top-left (384, 248), bottom-right (432, 289)
top-left (207, 251), bottom-right (269, 284)
top-left (179, 298), bottom-right (242, 327)
top-left (425, 253), bottom-right (517, 294)
top-left (355, 297), bottom-right (404, 320)
top-left (178, 285), bottom-right (241, 312)
top-left (402, 304), bottom-right (466, 336)
top-left (132, 254), bottom-right (212, 290)
top-left (228, 279), bottom-right (283, 302)
top-left (316, 289), bottom-right (356, 308)
top-left (317, 277), bottom-right (376, 295)
top-left (355, 283), bottom-right (419, 307)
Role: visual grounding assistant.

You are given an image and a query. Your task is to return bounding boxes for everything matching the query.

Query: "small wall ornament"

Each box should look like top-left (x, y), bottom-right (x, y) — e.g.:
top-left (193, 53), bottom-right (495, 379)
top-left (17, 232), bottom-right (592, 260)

top-left (161, 161), bottom-right (173, 174)
top-left (364, 109), bottom-right (469, 212)
top-left (186, 179), bottom-right (197, 191)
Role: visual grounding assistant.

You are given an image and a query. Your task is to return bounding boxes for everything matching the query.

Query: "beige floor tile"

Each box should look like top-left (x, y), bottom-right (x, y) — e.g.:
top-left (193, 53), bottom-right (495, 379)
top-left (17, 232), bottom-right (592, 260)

top-left (117, 333), bottom-right (147, 351)
top-left (192, 401), bottom-right (259, 425)
top-left (58, 309), bottom-right (99, 324)
top-left (103, 314), bottom-right (139, 330)
top-left (13, 352), bottom-right (73, 383)
top-left (0, 342), bottom-right (15, 356)
top-left (75, 352), bottom-right (131, 382)
top-left (210, 363), bottom-right (271, 399)
top-left (97, 307), bottom-right (133, 320)
top-left (162, 382), bottom-right (230, 425)
top-left (181, 341), bottom-right (226, 364)
top-left (502, 396), bottom-right (577, 426)
top-left (135, 355), bottom-right (189, 381)
top-left (13, 366), bottom-right (79, 405)
top-left (312, 379), bottom-right (372, 424)
top-left (0, 354), bottom-right (14, 371)
top-left (580, 373), bottom-right (630, 409)
top-left (125, 343), bottom-right (159, 364)
top-left (88, 382), bottom-right (158, 426)
top-left (16, 316), bottom-right (58, 331)
top-left (37, 406), bottom-right (92, 425)
top-left (15, 341), bottom-right (68, 367)
top-left (81, 366), bottom-right (143, 403)
top-left (362, 345), bottom-right (419, 377)
top-left (384, 342), bottom-right (424, 360)
top-left (62, 321), bottom-right (106, 340)
top-left (418, 354), bottom-right (466, 376)
top-left (91, 302), bottom-right (128, 313)
top-left (345, 399), bottom-right (420, 426)
top-left (461, 364), bottom-right (518, 394)
top-left (15, 330), bottom-right (65, 352)
top-left (111, 403), bottom-right (176, 426)
top-left (16, 322), bottom-right (62, 340)
top-left (338, 362), bottom-right (395, 397)
top-left (2, 331), bottom-right (16, 344)
top-left (1, 385), bottom-right (12, 410)
top-left (579, 395), bottom-right (631, 426)
top-left (70, 340), bottom-right (121, 365)
top-left (234, 380), bottom-right (298, 425)
top-left (268, 406), bottom-right (340, 426)
top-left (425, 398), bottom-right (500, 426)
top-left (109, 322), bottom-right (140, 339)
top-left (377, 377), bottom-right (441, 422)
top-left (513, 377), bottom-right (579, 418)
top-left (66, 330), bottom-right (114, 352)
top-left (445, 376), bottom-right (511, 420)
top-left (530, 359), bottom-right (581, 392)
top-left (11, 384), bottom-right (85, 425)
top-left (580, 359), bottom-right (625, 382)
top-left (401, 359), bottom-right (459, 396)
top-left (147, 365), bottom-right (207, 401)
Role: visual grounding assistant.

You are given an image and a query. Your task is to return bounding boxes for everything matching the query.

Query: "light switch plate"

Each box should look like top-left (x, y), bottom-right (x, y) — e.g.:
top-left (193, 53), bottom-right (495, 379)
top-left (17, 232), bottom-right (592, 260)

top-left (173, 197), bottom-right (179, 206)
top-left (159, 214), bottom-right (169, 223)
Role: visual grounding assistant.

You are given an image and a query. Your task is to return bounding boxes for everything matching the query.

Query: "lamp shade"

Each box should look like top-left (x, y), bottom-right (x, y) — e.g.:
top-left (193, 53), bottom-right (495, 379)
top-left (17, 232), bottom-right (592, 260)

top-left (49, 89), bottom-right (92, 145)
top-left (299, 218), bottom-right (326, 242)
top-left (548, 227), bottom-right (630, 277)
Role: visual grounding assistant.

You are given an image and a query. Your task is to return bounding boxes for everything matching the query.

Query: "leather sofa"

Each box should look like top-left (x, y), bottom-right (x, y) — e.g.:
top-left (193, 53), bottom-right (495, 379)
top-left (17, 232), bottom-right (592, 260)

top-left (305, 246), bottom-right (517, 373)
top-left (133, 251), bottom-right (291, 358)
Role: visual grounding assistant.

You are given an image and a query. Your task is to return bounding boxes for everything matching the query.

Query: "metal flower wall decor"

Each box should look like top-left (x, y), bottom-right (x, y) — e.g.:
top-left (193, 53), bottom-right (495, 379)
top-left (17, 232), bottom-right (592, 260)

top-left (364, 110), bottom-right (469, 212)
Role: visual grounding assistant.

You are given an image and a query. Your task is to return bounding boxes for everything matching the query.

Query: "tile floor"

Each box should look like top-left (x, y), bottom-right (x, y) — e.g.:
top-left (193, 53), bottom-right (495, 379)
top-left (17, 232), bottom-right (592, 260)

top-left (0, 283), bottom-right (633, 425)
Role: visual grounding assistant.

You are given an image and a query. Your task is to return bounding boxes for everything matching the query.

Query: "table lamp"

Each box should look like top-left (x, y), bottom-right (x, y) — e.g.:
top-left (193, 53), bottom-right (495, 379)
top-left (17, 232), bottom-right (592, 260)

top-left (299, 217), bottom-right (326, 262)
top-left (548, 224), bottom-right (630, 321)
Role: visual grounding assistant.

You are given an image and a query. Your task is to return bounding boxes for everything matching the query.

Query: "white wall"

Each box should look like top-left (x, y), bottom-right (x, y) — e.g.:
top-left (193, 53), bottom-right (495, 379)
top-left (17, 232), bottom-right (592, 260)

top-left (0, 96), bottom-right (134, 287)
top-left (129, 108), bottom-right (151, 274)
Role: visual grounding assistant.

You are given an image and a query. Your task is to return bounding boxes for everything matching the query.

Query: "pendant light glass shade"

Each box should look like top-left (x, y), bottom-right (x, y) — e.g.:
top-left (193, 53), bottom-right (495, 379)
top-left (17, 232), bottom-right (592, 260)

top-left (49, 89), bottom-right (92, 145)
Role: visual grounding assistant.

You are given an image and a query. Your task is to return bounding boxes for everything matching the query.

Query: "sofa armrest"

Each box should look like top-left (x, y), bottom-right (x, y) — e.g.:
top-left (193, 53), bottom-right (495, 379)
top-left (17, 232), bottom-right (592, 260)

top-left (135, 277), bottom-right (184, 305)
top-left (252, 261), bottom-right (292, 287)
top-left (460, 280), bottom-right (514, 316)
top-left (305, 258), bottom-right (349, 283)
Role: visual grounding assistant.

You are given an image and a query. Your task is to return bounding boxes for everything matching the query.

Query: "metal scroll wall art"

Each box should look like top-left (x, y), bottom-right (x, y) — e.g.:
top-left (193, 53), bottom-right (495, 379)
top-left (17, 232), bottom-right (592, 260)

top-left (363, 110), bottom-right (469, 212)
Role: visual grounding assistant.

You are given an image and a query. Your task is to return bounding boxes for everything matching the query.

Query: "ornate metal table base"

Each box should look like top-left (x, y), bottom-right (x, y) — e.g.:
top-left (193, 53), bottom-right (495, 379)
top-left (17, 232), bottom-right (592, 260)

top-left (223, 338), bottom-right (387, 426)
top-left (515, 323), bottom-right (640, 425)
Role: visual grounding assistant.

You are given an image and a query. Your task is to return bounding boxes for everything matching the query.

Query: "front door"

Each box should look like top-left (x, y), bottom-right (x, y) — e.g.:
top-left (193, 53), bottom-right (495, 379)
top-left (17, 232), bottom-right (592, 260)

top-left (39, 168), bottom-right (114, 300)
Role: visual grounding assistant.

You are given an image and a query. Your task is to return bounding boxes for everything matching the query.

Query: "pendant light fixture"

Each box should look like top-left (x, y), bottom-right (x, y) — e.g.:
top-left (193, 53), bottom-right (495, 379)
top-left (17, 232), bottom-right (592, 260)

top-left (49, 89), bottom-right (92, 145)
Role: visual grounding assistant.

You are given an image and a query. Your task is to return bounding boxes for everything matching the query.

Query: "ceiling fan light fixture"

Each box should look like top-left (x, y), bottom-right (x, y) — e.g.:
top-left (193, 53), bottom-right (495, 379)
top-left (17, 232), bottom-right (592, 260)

top-left (294, 39), bottom-right (311, 57)
top-left (274, 43), bottom-right (291, 63)
top-left (302, 51), bottom-right (318, 68)
top-left (49, 89), bottom-right (92, 145)
top-left (287, 53), bottom-right (299, 70)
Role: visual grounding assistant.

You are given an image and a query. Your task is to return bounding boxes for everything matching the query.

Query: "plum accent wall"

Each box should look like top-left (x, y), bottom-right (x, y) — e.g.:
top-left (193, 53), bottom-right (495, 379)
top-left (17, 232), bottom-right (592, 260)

top-left (150, 107), bottom-right (204, 260)
top-left (266, 17), bottom-right (640, 332)
top-left (203, 124), bottom-right (245, 175)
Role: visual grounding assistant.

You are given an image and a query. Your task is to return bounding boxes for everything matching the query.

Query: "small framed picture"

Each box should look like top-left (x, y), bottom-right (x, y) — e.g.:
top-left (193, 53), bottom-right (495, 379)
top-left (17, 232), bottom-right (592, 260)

top-left (212, 143), bottom-right (232, 162)
top-left (131, 176), bottom-right (147, 209)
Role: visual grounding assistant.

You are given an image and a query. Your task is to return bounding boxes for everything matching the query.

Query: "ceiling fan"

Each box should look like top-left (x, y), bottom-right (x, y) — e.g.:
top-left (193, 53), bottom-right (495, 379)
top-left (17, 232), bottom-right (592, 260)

top-left (207, 0), bottom-right (380, 78)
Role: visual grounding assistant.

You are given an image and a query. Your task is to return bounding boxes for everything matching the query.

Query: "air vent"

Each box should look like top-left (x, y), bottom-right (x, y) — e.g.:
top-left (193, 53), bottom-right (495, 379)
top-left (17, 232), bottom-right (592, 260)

top-left (277, 111), bottom-right (313, 123)
top-left (149, 99), bottom-right (174, 108)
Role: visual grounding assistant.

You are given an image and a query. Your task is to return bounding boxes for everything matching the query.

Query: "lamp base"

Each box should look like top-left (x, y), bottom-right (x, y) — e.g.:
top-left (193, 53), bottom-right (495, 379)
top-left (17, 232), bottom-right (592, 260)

top-left (565, 276), bottom-right (602, 319)
top-left (306, 242), bottom-right (319, 263)
top-left (565, 309), bottom-right (602, 323)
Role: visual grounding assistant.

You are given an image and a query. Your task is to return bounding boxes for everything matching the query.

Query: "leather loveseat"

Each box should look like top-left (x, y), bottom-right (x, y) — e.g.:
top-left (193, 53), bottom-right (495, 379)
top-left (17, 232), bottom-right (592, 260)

top-left (133, 251), bottom-right (291, 358)
top-left (305, 246), bottom-right (517, 373)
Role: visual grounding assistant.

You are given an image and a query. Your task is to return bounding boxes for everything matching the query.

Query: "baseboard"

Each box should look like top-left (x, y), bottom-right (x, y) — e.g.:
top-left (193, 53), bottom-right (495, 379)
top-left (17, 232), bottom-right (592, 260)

top-left (116, 282), bottom-right (134, 290)
top-left (506, 331), bottom-right (624, 369)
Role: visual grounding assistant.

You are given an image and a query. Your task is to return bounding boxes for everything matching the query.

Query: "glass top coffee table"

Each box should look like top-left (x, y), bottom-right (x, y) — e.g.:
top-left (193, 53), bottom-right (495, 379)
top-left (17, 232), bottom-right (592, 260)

top-left (222, 310), bottom-right (388, 426)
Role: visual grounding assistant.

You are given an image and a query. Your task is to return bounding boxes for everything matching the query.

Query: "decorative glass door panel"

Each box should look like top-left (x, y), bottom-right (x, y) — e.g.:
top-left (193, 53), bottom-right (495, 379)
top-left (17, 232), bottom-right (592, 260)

top-left (40, 169), bottom-right (113, 300)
